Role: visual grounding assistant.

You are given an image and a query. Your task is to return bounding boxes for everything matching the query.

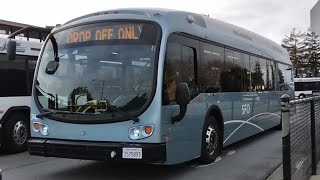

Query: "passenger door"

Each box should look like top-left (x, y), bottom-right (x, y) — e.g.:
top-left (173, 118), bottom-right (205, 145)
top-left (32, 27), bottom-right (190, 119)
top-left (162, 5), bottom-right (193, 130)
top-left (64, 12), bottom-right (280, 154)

top-left (162, 33), bottom-right (204, 164)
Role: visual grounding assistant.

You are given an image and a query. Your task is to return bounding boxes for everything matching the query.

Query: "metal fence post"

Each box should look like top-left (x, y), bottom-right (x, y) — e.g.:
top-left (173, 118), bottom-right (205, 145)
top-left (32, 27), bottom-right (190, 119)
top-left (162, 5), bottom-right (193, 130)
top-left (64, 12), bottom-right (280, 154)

top-left (310, 99), bottom-right (316, 175)
top-left (281, 94), bottom-right (291, 180)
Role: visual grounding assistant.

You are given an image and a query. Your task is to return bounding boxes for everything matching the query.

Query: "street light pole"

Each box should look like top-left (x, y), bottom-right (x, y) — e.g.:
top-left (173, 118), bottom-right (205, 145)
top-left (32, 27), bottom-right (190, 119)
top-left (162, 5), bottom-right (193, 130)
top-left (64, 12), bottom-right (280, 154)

top-left (101, 80), bottom-right (104, 100)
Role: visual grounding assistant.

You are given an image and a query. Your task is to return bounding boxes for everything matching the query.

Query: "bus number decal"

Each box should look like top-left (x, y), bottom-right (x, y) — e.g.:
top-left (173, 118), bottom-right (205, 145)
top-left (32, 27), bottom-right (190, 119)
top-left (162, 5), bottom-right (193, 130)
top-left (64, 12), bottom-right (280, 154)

top-left (242, 104), bottom-right (250, 115)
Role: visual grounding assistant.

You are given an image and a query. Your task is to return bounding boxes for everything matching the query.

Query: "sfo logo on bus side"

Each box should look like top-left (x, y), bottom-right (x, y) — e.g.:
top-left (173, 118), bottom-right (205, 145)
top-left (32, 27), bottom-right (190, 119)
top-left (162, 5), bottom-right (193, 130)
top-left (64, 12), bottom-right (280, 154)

top-left (242, 104), bottom-right (250, 115)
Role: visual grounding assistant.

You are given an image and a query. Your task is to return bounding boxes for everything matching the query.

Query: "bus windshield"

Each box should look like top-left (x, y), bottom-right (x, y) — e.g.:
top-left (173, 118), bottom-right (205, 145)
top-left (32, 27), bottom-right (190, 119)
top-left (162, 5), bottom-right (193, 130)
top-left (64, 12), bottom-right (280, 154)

top-left (35, 22), bottom-right (160, 122)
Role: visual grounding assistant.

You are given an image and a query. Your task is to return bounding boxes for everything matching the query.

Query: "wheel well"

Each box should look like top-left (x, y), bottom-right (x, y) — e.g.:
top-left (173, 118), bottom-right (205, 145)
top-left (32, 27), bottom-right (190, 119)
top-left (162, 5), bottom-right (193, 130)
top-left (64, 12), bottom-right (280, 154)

top-left (1, 107), bottom-right (30, 126)
top-left (207, 106), bottom-right (224, 146)
top-left (299, 94), bottom-right (306, 98)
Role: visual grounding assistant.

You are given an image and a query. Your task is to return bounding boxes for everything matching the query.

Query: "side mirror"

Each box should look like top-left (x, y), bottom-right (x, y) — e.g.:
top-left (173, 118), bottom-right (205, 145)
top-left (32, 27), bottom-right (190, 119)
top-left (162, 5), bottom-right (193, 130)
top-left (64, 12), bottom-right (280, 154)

top-left (176, 83), bottom-right (191, 106)
top-left (6, 39), bottom-right (16, 61)
top-left (172, 83), bottom-right (191, 123)
top-left (45, 61), bottom-right (59, 75)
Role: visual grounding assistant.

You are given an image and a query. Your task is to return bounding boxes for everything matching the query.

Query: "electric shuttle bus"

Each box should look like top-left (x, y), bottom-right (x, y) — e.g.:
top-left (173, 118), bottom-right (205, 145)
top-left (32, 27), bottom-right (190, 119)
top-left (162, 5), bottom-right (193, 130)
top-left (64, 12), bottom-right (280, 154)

top-left (7, 8), bottom-right (293, 164)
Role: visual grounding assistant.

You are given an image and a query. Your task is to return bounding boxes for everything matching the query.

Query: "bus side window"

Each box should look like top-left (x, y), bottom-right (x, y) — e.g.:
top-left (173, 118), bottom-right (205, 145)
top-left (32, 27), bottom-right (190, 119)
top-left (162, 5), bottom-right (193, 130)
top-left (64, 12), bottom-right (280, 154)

top-left (199, 42), bottom-right (224, 93)
top-left (163, 42), bottom-right (196, 105)
top-left (250, 56), bottom-right (268, 91)
top-left (26, 57), bottom-right (38, 95)
top-left (0, 55), bottom-right (30, 97)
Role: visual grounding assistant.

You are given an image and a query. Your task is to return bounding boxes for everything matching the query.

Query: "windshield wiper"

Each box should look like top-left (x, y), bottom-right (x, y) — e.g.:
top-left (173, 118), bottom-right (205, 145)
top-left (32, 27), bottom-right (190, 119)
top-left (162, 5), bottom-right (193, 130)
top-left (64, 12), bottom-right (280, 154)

top-left (36, 105), bottom-right (139, 122)
top-left (106, 104), bottom-right (139, 123)
top-left (36, 108), bottom-right (86, 119)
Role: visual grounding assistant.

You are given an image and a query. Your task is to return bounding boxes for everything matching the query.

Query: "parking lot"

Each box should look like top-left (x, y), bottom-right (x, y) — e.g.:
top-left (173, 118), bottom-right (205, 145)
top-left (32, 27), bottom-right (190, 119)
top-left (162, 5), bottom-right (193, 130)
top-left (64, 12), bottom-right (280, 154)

top-left (0, 129), bottom-right (282, 180)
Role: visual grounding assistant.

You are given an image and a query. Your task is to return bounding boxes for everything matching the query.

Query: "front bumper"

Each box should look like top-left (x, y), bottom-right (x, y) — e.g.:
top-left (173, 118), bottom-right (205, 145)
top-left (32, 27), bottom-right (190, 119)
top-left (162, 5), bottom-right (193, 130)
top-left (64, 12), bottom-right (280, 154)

top-left (28, 139), bottom-right (166, 163)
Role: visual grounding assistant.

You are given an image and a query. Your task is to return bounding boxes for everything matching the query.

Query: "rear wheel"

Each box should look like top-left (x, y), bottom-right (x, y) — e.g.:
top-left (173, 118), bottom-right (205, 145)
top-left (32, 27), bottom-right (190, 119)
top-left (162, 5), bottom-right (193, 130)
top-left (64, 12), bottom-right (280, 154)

top-left (2, 113), bottom-right (29, 153)
top-left (199, 116), bottom-right (221, 164)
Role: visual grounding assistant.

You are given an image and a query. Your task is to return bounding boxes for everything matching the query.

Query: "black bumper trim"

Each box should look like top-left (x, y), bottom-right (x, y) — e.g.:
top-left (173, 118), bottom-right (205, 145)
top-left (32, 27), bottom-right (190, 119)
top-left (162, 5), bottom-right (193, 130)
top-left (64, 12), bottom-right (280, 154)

top-left (28, 139), bottom-right (166, 163)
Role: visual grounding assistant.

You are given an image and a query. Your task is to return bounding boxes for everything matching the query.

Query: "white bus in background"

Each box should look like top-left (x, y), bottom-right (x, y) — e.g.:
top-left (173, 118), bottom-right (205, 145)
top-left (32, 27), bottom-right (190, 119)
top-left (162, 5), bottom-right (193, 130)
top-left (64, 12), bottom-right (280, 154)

top-left (0, 27), bottom-right (50, 153)
top-left (294, 77), bottom-right (320, 98)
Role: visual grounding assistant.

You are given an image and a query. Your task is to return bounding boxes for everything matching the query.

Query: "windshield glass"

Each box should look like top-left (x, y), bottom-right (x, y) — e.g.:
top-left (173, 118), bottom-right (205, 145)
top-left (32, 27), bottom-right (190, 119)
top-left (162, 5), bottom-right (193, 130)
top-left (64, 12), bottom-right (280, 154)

top-left (35, 22), bottom-right (160, 122)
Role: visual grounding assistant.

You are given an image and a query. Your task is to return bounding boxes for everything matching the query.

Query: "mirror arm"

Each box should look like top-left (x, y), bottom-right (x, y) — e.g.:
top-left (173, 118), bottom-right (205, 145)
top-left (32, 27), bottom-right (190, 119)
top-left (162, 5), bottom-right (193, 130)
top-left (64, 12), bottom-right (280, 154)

top-left (7, 26), bottom-right (51, 39)
top-left (171, 105), bottom-right (187, 123)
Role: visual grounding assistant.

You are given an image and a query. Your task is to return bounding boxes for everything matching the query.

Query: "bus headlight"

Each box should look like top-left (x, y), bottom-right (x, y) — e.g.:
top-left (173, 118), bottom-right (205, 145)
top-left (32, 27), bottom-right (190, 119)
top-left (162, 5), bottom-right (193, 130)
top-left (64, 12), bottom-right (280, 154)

top-left (129, 125), bottom-right (154, 140)
top-left (40, 125), bottom-right (49, 136)
top-left (33, 122), bottom-right (49, 136)
top-left (129, 128), bottom-right (141, 140)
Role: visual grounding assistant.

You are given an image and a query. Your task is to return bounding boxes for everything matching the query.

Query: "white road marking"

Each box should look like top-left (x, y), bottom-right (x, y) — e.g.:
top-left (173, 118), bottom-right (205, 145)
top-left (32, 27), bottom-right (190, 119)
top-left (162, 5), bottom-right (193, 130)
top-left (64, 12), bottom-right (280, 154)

top-left (226, 150), bottom-right (236, 156)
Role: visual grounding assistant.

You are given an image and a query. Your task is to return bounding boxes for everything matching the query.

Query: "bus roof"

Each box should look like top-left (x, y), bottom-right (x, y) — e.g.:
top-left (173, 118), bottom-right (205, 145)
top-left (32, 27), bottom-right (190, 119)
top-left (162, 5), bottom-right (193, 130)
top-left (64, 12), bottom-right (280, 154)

top-left (0, 36), bottom-right (42, 56)
top-left (294, 77), bottom-right (320, 82)
top-left (54, 8), bottom-right (291, 65)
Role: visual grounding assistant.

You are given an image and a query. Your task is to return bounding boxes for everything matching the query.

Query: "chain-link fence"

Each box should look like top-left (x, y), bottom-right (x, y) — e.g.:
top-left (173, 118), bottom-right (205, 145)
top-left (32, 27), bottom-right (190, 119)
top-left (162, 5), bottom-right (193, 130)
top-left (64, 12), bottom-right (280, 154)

top-left (281, 95), bottom-right (320, 180)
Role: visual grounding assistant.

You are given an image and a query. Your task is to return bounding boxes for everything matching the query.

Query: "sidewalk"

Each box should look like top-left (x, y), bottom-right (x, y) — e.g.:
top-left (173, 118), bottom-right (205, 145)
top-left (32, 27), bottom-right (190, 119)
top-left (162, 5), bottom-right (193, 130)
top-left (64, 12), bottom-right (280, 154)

top-left (266, 164), bottom-right (283, 180)
top-left (310, 163), bottom-right (320, 180)
top-left (266, 163), bottom-right (320, 180)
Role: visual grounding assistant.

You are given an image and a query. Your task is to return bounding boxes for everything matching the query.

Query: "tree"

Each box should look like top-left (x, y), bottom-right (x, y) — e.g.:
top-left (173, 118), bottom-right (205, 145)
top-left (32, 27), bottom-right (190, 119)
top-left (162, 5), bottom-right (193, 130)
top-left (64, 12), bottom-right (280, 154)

top-left (251, 61), bottom-right (264, 91)
top-left (300, 28), bottom-right (320, 77)
top-left (281, 28), bottom-right (304, 77)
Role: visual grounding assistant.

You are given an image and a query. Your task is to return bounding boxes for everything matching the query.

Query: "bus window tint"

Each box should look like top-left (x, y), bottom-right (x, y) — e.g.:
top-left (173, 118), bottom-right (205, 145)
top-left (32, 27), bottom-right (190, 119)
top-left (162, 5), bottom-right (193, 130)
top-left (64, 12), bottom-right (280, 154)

top-left (242, 54), bottom-right (251, 92)
top-left (163, 43), bottom-right (195, 105)
top-left (268, 61), bottom-right (276, 91)
top-left (278, 63), bottom-right (292, 91)
top-left (199, 42), bottom-right (224, 93)
top-left (181, 46), bottom-right (195, 88)
top-left (221, 50), bottom-right (252, 92)
top-left (222, 49), bottom-right (241, 92)
top-left (295, 81), bottom-right (320, 91)
top-left (250, 56), bottom-right (266, 91)
top-left (0, 54), bottom-right (29, 97)
top-left (265, 60), bottom-right (275, 91)
top-left (163, 42), bottom-right (181, 104)
top-left (27, 57), bottom-right (37, 94)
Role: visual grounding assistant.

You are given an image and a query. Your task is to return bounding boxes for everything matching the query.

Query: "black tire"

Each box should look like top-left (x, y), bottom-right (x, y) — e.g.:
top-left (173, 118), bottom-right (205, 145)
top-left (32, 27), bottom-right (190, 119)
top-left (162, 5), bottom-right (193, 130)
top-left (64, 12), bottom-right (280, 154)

top-left (2, 113), bottom-right (29, 153)
top-left (199, 116), bottom-right (221, 164)
top-left (298, 94), bottom-right (306, 99)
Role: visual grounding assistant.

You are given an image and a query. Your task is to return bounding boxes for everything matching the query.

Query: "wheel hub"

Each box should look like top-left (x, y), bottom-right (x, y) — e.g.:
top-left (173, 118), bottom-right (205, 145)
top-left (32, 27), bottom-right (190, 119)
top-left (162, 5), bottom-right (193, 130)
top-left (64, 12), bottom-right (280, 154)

top-left (13, 121), bottom-right (27, 145)
top-left (205, 125), bottom-right (218, 155)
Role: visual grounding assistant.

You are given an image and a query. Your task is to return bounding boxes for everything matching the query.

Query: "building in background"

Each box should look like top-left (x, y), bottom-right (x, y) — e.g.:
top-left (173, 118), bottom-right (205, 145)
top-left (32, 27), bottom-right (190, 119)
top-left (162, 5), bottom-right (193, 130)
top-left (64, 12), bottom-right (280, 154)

top-left (0, 19), bottom-right (53, 40)
top-left (311, 0), bottom-right (320, 34)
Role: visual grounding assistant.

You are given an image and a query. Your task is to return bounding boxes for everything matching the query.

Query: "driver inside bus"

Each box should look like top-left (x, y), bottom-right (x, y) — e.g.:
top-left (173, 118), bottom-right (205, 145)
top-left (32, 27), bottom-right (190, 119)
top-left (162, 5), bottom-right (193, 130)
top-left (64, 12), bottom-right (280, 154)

top-left (163, 68), bottom-right (178, 105)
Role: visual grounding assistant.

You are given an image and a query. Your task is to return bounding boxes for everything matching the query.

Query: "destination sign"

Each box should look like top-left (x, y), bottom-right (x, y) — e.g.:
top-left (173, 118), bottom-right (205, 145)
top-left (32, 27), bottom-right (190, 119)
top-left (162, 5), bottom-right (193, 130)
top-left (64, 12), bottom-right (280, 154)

top-left (66, 24), bottom-right (144, 43)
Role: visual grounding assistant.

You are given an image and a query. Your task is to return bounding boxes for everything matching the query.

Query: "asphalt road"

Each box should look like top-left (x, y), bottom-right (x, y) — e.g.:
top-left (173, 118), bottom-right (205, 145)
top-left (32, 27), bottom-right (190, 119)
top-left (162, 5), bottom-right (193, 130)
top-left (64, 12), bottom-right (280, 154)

top-left (0, 129), bottom-right (282, 180)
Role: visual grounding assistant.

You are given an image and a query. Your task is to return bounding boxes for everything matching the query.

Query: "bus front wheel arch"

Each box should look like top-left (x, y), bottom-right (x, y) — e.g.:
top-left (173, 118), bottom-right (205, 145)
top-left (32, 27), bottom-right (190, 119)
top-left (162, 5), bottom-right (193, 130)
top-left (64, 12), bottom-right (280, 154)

top-left (298, 94), bottom-right (306, 99)
top-left (199, 116), bottom-right (222, 164)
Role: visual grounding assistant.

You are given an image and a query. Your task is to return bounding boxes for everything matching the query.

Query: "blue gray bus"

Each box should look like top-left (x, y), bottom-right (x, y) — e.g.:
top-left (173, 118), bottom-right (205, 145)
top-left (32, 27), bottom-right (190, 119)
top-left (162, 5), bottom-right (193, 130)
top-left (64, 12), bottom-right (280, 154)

top-left (7, 8), bottom-right (294, 164)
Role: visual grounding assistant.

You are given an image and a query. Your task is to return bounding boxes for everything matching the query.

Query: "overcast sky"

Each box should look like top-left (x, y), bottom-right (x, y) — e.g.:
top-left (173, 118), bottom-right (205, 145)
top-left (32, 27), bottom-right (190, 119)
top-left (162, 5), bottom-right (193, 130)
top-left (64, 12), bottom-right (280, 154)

top-left (0, 0), bottom-right (318, 44)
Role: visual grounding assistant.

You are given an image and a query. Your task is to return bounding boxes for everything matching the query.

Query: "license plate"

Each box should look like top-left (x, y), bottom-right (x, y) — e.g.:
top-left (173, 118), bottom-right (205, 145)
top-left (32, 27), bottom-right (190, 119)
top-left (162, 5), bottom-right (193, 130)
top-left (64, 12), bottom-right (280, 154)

top-left (122, 148), bottom-right (142, 159)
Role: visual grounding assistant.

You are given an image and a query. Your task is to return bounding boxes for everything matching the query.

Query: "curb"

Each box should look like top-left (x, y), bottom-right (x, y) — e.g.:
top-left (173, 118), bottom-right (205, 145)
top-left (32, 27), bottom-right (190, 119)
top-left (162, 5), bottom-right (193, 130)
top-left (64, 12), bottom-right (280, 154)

top-left (266, 164), bottom-right (283, 180)
top-left (310, 175), bottom-right (320, 180)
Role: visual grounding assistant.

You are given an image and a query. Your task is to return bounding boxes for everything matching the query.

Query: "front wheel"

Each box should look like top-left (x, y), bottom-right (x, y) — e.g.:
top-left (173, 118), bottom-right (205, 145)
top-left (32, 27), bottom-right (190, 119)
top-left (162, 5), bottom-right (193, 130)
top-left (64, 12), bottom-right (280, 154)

top-left (199, 116), bottom-right (221, 164)
top-left (2, 113), bottom-right (29, 153)
top-left (298, 94), bottom-right (306, 99)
